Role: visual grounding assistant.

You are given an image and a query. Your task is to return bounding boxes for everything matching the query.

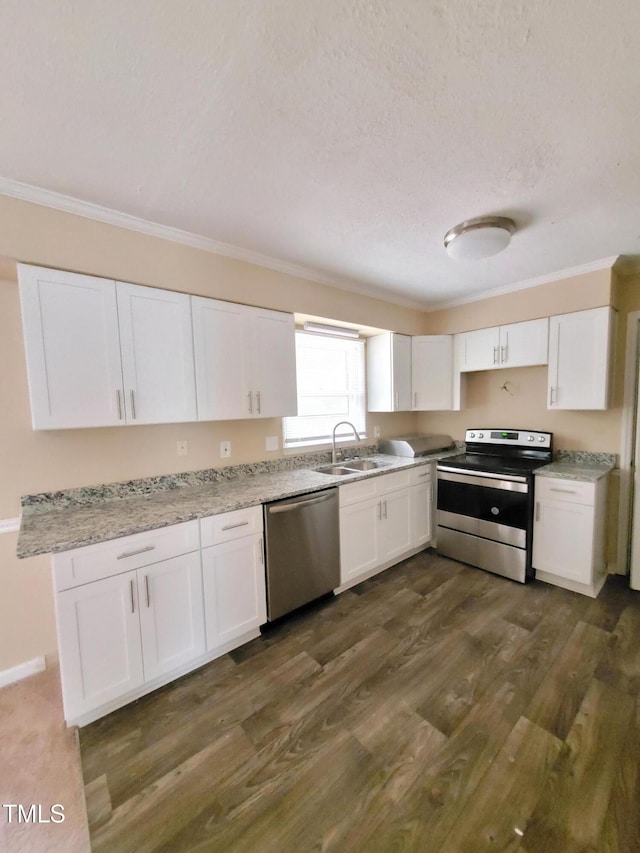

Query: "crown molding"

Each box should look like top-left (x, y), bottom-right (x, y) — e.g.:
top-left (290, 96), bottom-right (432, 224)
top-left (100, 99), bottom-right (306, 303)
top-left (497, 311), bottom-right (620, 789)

top-left (0, 176), bottom-right (426, 311)
top-left (426, 256), bottom-right (619, 311)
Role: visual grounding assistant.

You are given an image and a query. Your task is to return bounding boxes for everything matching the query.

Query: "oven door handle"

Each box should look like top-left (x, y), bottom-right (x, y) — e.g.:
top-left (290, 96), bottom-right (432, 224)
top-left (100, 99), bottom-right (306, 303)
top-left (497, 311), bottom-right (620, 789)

top-left (437, 468), bottom-right (529, 492)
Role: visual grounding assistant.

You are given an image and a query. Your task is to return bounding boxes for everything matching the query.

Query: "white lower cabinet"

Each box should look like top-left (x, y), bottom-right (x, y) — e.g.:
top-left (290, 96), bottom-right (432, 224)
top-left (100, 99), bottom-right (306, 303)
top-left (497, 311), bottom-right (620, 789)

top-left (56, 570), bottom-right (145, 721)
top-left (137, 552), bottom-right (205, 681)
top-left (410, 466), bottom-right (434, 548)
top-left (53, 512), bottom-right (267, 726)
top-left (532, 475), bottom-right (608, 597)
top-left (339, 467), bottom-right (432, 589)
top-left (202, 532), bottom-right (267, 649)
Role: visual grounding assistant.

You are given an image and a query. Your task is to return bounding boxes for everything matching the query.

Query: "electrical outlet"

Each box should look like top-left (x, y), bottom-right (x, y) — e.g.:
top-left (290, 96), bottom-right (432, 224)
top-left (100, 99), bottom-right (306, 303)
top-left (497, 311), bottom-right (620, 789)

top-left (220, 440), bottom-right (231, 458)
top-left (373, 425), bottom-right (381, 439)
top-left (265, 436), bottom-right (279, 452)
top-left (176, 440), bottom-right (188, 457)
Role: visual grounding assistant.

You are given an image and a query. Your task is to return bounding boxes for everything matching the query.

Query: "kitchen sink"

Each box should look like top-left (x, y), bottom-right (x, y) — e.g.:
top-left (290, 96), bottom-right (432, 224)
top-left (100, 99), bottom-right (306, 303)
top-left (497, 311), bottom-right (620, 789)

top-left (315, 459), bottom-right (391, 475)
top-left (342, 459), bottom-right (389, 471)
top-left (315, 465), bottom-right (356, 476)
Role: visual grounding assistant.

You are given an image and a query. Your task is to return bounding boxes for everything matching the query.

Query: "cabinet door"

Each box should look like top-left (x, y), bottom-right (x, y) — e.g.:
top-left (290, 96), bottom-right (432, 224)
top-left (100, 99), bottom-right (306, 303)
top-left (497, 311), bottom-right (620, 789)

top-left (548, 308), bottom-right (613, 410)
top-left (56, 571), bottom-right (144, 721)
top-left (379, 488), bottom-right (413, 561)
top-left (339, 498), bottom-right (380, 582)
top-left (411, 481), bottom-right (433, 548)
top-left (137, 553), bottom-right (205, 681)
top-left (457, 327), bottom-right (500, 372)
top-left (499, 319), bottom-right (548, 368)
top-left (412, 335), bottom-right (454, 410)
top-left (117, 282), bottom-right (197, 424)
top-left (533, 499), bottom-right (593, 584)
top-left (192, 296), bottom-right (252, 421)
top-left (18, 264), bottom-right (124, 429)
top-left (367, 333), bottom-right (411, 412)
top-left (249, 307), bottom-right (297, 418)
top-left (202, 533), bottom-right (266, 650)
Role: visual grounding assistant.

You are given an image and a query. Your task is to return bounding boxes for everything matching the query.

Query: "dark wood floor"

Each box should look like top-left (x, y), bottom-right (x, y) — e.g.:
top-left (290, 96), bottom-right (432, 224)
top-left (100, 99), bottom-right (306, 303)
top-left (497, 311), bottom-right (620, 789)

top-left (79, 551), bottom-right (640, 852)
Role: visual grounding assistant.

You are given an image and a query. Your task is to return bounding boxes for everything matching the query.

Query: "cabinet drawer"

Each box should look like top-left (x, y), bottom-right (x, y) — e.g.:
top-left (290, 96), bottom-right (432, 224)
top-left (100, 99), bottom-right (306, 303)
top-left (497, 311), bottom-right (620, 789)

top-left (375, 469), bottom-right (412, 494)
top-left (53, 520), bottom-right (200, 591)
top-left (200, 505), bottom-right (263, 548)
top-left (535, 477), bottom-right (595, 506)
top-left (409, 465), bottom-right (433, 486)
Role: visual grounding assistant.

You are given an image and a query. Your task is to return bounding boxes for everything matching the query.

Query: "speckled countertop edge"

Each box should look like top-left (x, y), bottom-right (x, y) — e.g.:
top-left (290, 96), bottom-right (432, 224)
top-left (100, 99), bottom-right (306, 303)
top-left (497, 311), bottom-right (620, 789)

top-left (535, 450), bottom-right (616, 482)
top-left (17, 447), bottom-right (461, 558)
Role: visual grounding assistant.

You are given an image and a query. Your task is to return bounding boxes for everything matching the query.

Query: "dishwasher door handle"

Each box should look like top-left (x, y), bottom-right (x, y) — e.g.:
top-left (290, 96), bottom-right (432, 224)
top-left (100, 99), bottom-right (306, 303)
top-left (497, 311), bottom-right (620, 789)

top-left (267, 493), bottom-right (334, 514)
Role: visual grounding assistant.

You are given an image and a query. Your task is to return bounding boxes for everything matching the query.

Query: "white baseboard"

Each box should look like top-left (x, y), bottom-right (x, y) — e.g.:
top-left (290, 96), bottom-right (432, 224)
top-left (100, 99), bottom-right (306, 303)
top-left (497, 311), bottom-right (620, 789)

top-left (0, 655), bottom-right (46, 689)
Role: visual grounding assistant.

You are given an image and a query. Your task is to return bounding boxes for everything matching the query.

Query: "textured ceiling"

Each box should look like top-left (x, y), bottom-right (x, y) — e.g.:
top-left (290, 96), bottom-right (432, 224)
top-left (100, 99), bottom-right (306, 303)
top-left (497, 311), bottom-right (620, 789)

top-left (1, 0), bottom-right (639, 307)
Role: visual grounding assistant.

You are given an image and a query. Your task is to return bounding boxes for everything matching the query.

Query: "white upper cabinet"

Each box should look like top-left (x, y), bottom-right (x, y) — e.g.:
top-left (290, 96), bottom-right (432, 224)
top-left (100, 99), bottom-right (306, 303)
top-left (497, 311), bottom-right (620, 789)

top-left (367, 332), bottom-right (412, 412)
top-left (456, 318), bottom-right (548, 372)
top-left (18, 264), bottom-right (197, 429)
top-left (411, 335), bottom-right (454, 410)
top-left (18, 265), bottom-right (124, 429)
top-left (548, 307), bottom-right (615, 410)
top-left (192, 296), bottom-right (297, 421)
top-left (116, 282), bottom-right (196, 424)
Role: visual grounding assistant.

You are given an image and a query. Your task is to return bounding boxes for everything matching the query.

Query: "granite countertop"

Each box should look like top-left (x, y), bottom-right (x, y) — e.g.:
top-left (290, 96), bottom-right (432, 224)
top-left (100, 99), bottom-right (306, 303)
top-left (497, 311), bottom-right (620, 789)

top-left (17, 448), bottom-right (459, 558)
top-left (534, 451), bottom-right (616, 483)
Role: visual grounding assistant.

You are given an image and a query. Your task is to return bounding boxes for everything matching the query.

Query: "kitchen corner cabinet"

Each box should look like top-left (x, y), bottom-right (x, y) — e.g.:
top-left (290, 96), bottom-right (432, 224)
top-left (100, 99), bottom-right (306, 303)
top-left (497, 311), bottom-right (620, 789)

top-left (18, 264), bottom-right (197, 429)
top-left (532, 476), bottom-right (608, 597)
top-left (456, 318), bottom-right (549, 373)
top-left (191, 296), bottom-right (297, 420)
top-left (367, 332), bottom-right (412, 412)
top-left (547, 307), bottom-right (615, 410)
top-left (200, 506), bottom-right (267, 648)
top-left (412, 335), bottom-right (455, 410)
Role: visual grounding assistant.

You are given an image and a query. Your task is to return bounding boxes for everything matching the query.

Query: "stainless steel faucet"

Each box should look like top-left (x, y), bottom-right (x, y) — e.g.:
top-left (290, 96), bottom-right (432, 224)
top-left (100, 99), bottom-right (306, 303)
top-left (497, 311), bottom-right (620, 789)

top-left (332, 420), bottom-right (360, 464)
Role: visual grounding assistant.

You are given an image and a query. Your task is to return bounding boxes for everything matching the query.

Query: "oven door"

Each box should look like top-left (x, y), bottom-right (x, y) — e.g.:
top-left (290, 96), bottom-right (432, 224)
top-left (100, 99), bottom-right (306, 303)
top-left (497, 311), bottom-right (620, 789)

top-left (437, 470), bottom-right (530, 547)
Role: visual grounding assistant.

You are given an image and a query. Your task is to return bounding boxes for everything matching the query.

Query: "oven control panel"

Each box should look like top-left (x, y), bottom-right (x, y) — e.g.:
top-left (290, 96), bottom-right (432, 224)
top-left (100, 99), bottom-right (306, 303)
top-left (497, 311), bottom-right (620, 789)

top-left (465, 429), bottom-right (552, 449)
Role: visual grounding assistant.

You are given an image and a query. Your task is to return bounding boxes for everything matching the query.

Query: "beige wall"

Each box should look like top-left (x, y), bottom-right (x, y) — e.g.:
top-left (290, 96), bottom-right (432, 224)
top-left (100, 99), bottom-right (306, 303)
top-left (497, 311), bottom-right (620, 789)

top-left (0, 196), bottom-right (421, 672)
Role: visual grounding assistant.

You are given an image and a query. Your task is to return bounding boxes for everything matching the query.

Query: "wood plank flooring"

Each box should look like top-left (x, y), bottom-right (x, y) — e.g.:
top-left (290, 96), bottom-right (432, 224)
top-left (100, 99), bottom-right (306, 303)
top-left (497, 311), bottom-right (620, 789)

top-left (79, 551), bottom-right (640, 852)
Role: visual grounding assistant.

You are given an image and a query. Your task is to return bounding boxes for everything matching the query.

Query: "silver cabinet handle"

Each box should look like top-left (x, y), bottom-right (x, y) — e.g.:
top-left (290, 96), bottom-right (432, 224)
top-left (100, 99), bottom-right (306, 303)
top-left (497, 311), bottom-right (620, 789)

top-left (268, 493), bottom-right (334, 513)
top-left (550, 487), bottom-right (577, 494)
top-left (258, 537), bottom-right (264, 565)
top-left (221, 520), bottom-right (250, 531)
top-left (377, 501), bottom-right (382, 520)
top-left (130, 389), bottom-right (137, 420)
top-left (413, 391), bottom-right (417, 408)
top-left (535, 502), bottom-right (540, 521)
top-left (129, 579), bottom-right (135, 613)
top-left (256, 390), bottom-right (261, 414)
top-left (117, 544), bottom-right (155, 560)
top-left (394, 391), bottom-right (399, 411)
top-left (500, 345), bottom-right (506, 363)
top-left (549, 386), bottom-right (556, 405)
top-left (493, 345), bottom-right (499, 365)
top-left (247, 391), bottom-right (253, 414)
top-left (116, 389), bottom-right (123, 420)
top-left (383, 500), bottom-right (388, 519)
top-left (416, 472), bottom-right (430, 478)
top-left (145, 575), bottom-right (150, 608)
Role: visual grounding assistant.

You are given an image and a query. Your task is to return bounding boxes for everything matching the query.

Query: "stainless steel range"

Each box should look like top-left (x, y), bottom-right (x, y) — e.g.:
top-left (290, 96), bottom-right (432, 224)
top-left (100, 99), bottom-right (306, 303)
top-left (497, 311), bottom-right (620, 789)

top-left (436, 429), bottom-right (552, 583)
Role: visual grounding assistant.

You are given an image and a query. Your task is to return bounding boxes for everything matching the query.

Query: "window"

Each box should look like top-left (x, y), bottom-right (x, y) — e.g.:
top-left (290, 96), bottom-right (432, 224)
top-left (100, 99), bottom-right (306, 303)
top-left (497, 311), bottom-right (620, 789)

top-left (283, 331), bottom-right (366, 448)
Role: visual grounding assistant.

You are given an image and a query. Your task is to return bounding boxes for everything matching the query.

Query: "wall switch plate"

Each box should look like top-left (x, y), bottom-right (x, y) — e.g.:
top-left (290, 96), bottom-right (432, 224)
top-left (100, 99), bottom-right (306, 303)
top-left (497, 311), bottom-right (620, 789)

top-left (219, 440), bottom-right (231, 459)
top-left (265, 436), bottom-right (279, 452)
top-left (176, 440), bottom-right (188, 457)
top-left (373, 425), bottom-right (381, 439)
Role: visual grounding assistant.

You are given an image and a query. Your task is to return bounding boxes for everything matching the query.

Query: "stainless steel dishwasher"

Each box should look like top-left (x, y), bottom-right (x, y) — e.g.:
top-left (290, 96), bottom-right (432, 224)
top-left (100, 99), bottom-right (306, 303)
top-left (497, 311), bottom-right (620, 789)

top-left (263, 487), bottom-right (340, 621)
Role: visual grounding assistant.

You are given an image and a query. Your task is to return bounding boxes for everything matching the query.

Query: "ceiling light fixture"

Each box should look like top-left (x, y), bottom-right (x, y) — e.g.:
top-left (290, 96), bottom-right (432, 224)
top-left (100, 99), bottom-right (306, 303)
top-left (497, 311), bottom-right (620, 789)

top-left (303, 321), bottom-right (360, 338)
top-left (444, 215), bottom-right (516, 261)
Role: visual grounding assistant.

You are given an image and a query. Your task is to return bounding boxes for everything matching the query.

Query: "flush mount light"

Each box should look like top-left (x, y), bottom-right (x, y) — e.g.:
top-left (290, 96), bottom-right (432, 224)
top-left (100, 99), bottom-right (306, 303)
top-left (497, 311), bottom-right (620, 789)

top-left (303, 321), bottom-right (360, 338)
top-left (444, 215), bottom-right (516, 261)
